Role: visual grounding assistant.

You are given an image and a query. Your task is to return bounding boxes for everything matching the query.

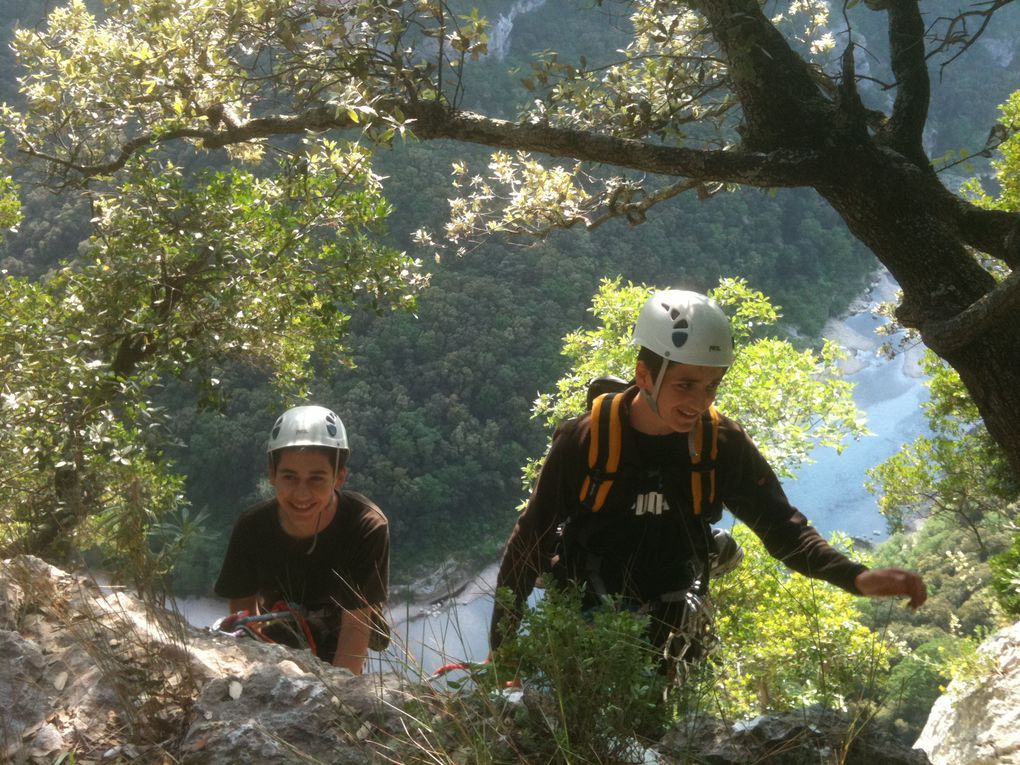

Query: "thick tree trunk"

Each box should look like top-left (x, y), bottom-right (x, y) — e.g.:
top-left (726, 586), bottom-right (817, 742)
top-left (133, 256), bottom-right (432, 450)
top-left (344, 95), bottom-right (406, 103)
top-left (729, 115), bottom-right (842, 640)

top-left (817, 147), bottom-right (1020, 477)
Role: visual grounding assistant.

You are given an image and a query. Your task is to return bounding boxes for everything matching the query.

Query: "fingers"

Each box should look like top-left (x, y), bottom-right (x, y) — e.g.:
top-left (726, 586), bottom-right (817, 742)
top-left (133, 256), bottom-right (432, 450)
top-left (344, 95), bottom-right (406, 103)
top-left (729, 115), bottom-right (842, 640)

top-left (855, 568), bottom-right (927, 609)
top-left (905, 571), bottom-right (928, 609)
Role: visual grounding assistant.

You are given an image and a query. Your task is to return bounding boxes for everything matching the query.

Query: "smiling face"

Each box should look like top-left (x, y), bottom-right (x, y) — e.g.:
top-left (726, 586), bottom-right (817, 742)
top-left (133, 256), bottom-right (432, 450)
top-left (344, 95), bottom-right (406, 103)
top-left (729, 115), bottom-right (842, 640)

top-left (634, 360), bottom-right (726, 434)
top-left (269, 448), bottom-right (347, 539)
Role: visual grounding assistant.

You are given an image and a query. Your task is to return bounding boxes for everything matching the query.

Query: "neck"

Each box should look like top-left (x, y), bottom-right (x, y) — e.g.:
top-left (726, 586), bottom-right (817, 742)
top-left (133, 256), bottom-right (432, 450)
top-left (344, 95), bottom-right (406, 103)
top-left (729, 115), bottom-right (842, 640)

top-left (630, 389), bottom-right (673, 435)
top-left (317, 490), bottom-right (339, 531)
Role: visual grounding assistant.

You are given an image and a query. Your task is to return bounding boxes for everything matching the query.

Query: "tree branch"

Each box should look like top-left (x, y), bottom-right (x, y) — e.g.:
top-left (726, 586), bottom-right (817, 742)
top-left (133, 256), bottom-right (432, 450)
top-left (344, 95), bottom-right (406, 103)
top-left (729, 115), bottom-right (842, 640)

top-left (879, 0), bottom-right (931, 167)
top-left (928, 0), bottom-right (1016, 73)
top-left (920, 267), bottom-right (1020, 353)
top-left (23, 94), bottom-right (834, 188)
top-left (20, 107), bottom-right (355, 180)
top-left (689, 0), bottom-right (832, 150)
top-left (407, 103), bottom-right (830, 186)
top-left (953, 199), bottom-right (1020, 268)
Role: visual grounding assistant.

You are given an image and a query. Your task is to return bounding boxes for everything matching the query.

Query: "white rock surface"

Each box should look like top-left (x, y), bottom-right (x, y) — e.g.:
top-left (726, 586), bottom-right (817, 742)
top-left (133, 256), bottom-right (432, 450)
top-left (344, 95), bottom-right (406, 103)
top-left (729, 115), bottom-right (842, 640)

top-left (916, 620), bottom-right (1020, 765)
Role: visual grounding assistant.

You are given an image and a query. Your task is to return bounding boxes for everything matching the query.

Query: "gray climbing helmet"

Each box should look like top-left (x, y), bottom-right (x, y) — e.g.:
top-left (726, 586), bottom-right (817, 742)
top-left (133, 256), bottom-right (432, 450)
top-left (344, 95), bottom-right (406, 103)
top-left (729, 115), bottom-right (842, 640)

top-left (267, 405), bottom-right (349, 454)
top-left (631, 290), bottom-right (734, 367)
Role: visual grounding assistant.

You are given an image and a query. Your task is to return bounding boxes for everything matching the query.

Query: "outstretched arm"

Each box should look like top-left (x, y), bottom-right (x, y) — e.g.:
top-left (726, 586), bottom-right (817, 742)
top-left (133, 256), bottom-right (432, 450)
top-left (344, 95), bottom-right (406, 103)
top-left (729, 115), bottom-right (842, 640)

top-left (855, 568), bottom-right (927, 609)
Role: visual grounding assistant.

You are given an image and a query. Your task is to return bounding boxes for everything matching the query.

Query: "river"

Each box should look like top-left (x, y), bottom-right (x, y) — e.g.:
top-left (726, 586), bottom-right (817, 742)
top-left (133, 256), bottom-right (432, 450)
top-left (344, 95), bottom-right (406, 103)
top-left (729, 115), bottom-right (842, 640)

top-left (178, 271), bottom-right (933, 677)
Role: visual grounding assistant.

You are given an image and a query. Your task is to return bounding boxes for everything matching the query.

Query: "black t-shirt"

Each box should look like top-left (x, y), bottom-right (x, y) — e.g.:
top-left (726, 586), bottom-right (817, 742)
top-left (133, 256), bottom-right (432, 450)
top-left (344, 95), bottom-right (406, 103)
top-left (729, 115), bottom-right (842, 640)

top-left (214, 489), bottom-right (388, 657)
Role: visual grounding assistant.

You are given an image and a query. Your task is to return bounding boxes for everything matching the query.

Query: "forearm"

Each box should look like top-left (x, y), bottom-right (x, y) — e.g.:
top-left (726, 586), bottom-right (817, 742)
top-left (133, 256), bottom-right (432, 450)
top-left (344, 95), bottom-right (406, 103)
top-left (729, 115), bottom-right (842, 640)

top-left (334, 606), bottom-right (372, 674)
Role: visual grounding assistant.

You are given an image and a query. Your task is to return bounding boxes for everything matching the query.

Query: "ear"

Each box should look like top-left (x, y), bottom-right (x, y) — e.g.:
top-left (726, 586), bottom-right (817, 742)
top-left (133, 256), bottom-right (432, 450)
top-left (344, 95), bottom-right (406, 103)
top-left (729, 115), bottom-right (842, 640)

top-left (267, 458), bottom-right (276, 484)
top-left (635, 360), bottom-right (652, 392)
top-left (333, 466), bottom-right (349, 490)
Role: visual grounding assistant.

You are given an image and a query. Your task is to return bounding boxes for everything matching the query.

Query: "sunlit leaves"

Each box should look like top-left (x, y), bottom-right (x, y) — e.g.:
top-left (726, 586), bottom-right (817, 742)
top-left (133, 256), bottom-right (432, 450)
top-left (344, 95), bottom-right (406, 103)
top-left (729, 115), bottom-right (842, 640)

top-left (962, 89), bottom-right (1020, 214)
top-left (80, 140), bottom-right (422, 388)
top-left (4, 0), bottom-right (420, 180)
top-left (0, 275), bottom-right (181, 557)
top-left (9, 0), bottom-right (249, 170)
top-left (710, 526), bottom-right (899, 716)
top-left (0, 138), bottom-right (20, 231)
top-left (445, 151), bottom-right (592, 245)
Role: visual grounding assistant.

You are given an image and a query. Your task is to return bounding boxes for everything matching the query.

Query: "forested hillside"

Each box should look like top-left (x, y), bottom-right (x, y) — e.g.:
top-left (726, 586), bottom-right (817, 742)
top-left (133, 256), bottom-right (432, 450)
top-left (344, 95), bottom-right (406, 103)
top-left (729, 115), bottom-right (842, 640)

top-left (1, 0), bottom-right (1017, 590)
top-left (3, 0), bottom-right (1020, 756)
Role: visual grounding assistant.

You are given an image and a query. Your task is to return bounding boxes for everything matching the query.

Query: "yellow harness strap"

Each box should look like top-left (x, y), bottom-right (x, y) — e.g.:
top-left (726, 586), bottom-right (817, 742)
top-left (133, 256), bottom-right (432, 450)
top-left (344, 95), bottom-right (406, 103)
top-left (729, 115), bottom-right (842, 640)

top-left (579, 392), bottom-right (624, 513)
top-left (689, 405), bottom-right (720, 515)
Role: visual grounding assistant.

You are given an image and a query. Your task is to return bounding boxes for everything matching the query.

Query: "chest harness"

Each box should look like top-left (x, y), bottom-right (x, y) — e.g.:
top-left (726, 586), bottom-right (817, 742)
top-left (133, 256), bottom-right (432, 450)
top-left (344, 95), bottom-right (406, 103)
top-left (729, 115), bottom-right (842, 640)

top-left (578, 390), bottom-right (721, 518)
top-left (561, 386), bottom-right (725, 661)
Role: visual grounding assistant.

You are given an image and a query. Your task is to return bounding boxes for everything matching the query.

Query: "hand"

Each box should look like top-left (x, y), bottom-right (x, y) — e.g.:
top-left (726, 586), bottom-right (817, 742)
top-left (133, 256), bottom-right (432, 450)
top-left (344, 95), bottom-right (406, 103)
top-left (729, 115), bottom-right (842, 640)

top-left (855, 568), bottom-right (927, 609)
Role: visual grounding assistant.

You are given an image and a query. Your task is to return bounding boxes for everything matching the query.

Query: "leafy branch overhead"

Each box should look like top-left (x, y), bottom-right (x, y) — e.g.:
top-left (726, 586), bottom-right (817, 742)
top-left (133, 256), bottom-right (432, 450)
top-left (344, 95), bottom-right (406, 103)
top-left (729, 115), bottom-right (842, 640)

top-left (3, 0), bottom-right (1020, 475)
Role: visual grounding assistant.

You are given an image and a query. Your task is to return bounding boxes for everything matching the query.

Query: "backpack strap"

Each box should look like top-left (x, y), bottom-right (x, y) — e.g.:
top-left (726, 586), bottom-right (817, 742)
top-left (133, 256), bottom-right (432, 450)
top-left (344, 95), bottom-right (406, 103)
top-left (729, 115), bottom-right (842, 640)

top-left (578, 391), bottom-right (624, 513)
top-left (688, 405), bottom-right (720, 516)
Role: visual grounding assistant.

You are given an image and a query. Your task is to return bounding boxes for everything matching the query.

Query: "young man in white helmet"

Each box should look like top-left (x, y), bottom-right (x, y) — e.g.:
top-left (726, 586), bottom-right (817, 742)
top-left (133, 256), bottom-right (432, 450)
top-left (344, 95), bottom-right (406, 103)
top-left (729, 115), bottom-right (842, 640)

top-left (215, 405), bottom-right (389, 674)
top-left (489, 289), bottom-right (926, 659)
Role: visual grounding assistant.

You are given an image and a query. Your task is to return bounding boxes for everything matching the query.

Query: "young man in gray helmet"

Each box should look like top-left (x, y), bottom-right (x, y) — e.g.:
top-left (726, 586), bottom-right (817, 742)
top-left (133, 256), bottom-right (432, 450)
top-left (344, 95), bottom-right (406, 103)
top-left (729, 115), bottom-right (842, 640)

top-left (489, 290), bottom-right (926, 660)
top-left (215, 405), bottom-right (389, 674)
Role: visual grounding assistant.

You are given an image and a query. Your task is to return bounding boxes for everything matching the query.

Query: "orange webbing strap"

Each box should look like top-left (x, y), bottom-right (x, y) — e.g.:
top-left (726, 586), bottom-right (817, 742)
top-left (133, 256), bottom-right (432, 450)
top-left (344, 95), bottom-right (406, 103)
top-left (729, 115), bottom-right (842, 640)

top-left (265, 600), bottom-right (318, 656)
top-left (708, 405), bottom-right (720, 503)
top-left (578, 392), bottom-right (624, 513)
top-left (689, 406), bottom-right (719, 515)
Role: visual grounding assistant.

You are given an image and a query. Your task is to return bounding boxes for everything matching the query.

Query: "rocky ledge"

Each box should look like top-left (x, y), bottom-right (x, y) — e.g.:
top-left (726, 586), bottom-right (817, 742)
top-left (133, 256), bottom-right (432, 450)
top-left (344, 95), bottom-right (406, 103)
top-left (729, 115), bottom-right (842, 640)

top-left (5, 555), bottom-right (1000, 764)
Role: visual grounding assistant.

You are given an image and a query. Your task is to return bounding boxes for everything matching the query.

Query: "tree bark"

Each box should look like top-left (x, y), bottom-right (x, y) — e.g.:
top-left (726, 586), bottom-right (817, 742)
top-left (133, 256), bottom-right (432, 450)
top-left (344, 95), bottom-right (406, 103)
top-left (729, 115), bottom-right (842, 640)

top-left (815, 146), bottom-right (1020, 477)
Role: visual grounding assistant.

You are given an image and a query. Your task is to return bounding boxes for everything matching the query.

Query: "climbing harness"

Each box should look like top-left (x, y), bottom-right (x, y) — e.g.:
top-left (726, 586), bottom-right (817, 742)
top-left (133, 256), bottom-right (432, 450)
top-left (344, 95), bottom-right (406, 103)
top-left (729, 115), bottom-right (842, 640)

top-left (578, 383), bottom-right (720, 518)
top-left (213, 600), bottom-right (318, 655)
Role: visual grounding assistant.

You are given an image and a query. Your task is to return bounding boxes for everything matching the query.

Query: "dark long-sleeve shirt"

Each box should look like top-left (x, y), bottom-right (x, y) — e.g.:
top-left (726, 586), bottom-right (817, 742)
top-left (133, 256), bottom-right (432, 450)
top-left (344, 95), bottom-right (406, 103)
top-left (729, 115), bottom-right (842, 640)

top-left (490, 386), bottom-right (866, 648)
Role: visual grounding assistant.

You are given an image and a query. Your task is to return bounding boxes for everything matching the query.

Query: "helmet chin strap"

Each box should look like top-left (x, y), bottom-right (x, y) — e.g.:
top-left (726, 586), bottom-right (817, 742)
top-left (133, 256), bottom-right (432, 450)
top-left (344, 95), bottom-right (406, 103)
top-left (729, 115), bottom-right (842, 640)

top-left (639, 360), bottom-right (671, 416)
top-left (306, 491), bottom-right (338, 556)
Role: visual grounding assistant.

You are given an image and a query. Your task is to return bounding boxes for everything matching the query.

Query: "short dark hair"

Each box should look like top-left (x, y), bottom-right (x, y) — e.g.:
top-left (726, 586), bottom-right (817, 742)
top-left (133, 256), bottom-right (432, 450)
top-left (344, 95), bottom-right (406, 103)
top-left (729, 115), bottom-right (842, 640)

top-left (637, 346), bottom-right (669, 377)
top-left (269, 445), bottom-right (349, 473)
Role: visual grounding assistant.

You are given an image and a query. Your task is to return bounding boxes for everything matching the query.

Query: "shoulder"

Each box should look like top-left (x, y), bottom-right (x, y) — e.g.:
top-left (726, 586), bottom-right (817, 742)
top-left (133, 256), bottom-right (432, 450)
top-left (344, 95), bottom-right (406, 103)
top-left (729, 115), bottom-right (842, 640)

top-left (546, 414), bottom-right (592, 472)
top-left (231, 496), bottom-right (279, 533)
top-left (714, 410), bottom-right (755, 448)
top-left (339, 490), bottom-right (388, 531)
top-left (552, 412), bottom-right (588, 443)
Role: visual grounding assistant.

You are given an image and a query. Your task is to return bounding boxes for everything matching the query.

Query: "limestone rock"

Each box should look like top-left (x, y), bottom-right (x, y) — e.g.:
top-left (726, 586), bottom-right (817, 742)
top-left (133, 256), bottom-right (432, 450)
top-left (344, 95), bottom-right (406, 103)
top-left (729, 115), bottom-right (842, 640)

top-left (0, 555), bottom-right (403, 764)
top-left (660, 708), bottom-right (931, 765)
top-left (916, 620), bottom-right (1020, 765)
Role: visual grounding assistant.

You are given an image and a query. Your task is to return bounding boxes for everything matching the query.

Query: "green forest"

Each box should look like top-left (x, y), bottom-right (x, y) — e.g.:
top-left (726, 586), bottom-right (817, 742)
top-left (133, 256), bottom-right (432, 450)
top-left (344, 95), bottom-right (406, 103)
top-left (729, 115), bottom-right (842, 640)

top-left (2, 0), bottom-right (1020, 751)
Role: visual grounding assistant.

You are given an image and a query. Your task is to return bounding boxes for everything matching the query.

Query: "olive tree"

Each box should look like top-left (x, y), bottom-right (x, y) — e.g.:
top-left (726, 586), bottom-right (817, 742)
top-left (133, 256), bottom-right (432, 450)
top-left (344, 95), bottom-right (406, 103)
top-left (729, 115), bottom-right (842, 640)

top-left (3, 0), bottom-right (1020, 479)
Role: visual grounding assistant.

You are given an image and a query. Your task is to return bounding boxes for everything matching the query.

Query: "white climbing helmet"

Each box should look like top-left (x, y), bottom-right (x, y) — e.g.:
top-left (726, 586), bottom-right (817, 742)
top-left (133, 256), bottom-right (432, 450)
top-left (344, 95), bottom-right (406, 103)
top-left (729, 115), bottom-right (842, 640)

top-left (631, 290), bottom-right (734, 367)
top-left (267, 405), bottom-right (349, 454)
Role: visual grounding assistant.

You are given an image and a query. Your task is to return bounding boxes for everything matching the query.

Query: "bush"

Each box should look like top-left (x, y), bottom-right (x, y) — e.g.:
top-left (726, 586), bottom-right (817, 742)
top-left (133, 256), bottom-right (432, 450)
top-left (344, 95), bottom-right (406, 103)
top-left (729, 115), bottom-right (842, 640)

top-left (494, 584), bottom-right (669, 762)
top-left (990, 533), bottom-right (1020, 616)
